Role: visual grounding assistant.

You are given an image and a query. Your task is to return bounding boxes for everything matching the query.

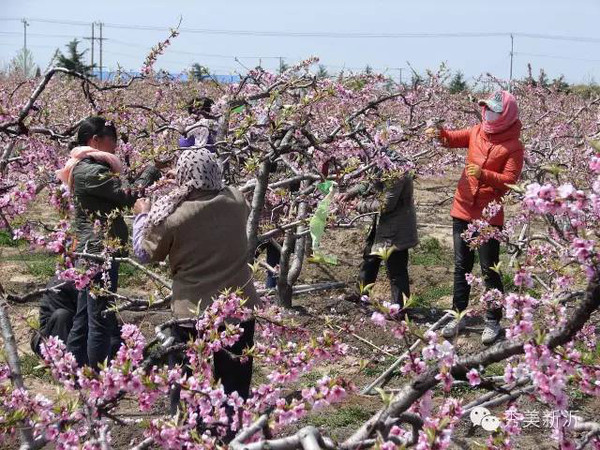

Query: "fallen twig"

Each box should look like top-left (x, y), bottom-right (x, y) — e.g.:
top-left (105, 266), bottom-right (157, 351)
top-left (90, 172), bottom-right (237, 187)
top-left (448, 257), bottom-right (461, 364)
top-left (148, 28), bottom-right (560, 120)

top-left (361, 312), bottom-right (453, 395)
top-left (461, 376), bottom-right (530, 412)
top-left (256, 281), bottom-right (346, 296)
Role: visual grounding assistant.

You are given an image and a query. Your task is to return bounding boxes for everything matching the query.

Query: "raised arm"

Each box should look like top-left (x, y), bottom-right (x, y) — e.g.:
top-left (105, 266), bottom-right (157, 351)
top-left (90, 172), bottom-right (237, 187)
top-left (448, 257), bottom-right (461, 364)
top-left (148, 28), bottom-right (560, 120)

top-left (132, 213), bottom-right (151, 263)
top-left (439, 128), bottom-right (471, 149)
top-left (354, 176), bottom-right (407, 215)
top-left (132, 164), bottom-right (161, 191)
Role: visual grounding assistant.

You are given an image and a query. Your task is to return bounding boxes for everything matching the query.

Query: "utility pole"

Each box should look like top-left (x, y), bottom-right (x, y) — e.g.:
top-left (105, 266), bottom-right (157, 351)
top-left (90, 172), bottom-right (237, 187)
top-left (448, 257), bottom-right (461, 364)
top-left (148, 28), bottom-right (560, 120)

top-left (84, 21), bottom-right (105, 79)
top-left (84, 22), bottom-right (96, 75)
top-left (99, 22), bottom-right (104, 81)
top-left (509, 34), bottom-right (514, 90)
top-left (397, 67), bottom-right (403, 85)
top-left (279, 56), bottom-right (283, 73)
top-left (21, 18), bottom-right (29, 76)
top-left (91, 23), bottom-right (95, 70)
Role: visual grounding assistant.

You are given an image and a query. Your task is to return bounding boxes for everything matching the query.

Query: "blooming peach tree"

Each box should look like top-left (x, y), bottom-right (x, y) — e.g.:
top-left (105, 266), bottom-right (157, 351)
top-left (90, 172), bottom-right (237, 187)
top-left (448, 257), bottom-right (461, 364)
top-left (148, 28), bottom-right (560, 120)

top-left (0, 37), bottom-right (599, 449)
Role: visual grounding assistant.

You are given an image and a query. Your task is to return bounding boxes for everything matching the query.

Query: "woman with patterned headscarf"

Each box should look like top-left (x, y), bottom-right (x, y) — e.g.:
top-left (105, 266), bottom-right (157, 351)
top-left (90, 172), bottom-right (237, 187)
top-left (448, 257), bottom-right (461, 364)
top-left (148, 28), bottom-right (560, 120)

top-left (132, 149), bottom-right (260, 414)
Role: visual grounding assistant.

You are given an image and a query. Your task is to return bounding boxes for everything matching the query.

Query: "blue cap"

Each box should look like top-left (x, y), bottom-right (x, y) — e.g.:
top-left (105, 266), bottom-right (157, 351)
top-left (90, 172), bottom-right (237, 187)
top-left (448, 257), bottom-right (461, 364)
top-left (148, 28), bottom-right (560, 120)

top-left (478, 91), bottom-right (503, 113)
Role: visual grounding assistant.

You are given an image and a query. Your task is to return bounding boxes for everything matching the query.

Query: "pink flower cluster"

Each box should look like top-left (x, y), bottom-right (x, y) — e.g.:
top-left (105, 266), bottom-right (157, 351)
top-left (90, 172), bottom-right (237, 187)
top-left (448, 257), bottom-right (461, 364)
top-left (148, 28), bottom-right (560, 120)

top-left (0, 180), bottom-right (36, 228)
top-left (524, 343), bottom-right (570, 410)
top-left (416, 399), bottom-right (462, 450)
top-left (524, 182), bottom-right (589, 219)
top-left (482, 200), bottom-right (503, 220)
top-left (504, 294), bottom-right (539, 339)
top-left (461, 219), bottom-right (505, 248)
top-left (58, 264), bottom-right (100, 290)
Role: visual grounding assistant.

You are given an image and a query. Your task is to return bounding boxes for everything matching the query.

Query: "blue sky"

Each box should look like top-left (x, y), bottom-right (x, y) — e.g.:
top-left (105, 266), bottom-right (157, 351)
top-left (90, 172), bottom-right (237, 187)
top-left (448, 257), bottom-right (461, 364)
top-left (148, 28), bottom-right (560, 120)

top-left (2, 0), bottom-right (600, 83)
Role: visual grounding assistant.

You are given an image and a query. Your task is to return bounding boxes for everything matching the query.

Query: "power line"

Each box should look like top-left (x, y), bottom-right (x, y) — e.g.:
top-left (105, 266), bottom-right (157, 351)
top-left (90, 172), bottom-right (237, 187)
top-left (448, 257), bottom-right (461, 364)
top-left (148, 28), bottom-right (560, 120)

top-left (2, 18), bottom-right (600, 42)
top-left (514, 51), bottom-right (600, 63)
top-left (0, 31), bottom-right (86, 39)
top-left (102, 49), bottom-right (244, 72)
top-left (103, 49), bottom-right (242, 70)
top-left (0, 19), bottom-right (503, 37)
top-left (0, 43), bottom-right (57, 49)
top-left (0, 17), bottom-right (90, 27)
top-left (515, 33), bottom-right (600, 44)
top-left (104, 25), bottom-right (511, 39)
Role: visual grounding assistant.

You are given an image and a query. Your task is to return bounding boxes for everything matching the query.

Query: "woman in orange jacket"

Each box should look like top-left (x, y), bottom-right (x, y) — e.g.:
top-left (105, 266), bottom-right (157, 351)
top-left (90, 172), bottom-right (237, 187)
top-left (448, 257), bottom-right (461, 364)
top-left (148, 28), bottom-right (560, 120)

top-left (427, 90), bottom-right (524, 344)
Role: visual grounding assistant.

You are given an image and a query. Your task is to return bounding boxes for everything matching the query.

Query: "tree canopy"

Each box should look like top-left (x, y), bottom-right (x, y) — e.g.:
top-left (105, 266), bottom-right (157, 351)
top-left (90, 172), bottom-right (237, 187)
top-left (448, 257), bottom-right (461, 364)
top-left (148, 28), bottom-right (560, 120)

top-left (55, 39), bottom-right (94, 76)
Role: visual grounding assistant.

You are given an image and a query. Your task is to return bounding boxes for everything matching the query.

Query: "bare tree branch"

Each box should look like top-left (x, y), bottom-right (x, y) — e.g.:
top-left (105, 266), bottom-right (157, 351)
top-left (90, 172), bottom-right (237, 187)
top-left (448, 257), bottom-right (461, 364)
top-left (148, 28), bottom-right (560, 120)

top-left (74, 253), bottom-right (171, 289)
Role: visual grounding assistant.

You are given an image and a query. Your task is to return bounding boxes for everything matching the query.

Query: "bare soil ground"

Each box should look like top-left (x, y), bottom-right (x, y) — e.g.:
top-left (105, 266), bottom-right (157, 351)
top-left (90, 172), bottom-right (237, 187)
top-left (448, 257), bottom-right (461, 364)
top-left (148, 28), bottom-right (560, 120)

top-left (1, 171), bottom-right (598, 449)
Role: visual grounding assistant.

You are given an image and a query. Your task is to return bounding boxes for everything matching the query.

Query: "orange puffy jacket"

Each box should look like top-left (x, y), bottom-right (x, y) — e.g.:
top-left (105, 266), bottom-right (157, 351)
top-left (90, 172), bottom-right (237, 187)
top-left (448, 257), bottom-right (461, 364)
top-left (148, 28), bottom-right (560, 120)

top-left (440, 120), bottom-right (524, 226)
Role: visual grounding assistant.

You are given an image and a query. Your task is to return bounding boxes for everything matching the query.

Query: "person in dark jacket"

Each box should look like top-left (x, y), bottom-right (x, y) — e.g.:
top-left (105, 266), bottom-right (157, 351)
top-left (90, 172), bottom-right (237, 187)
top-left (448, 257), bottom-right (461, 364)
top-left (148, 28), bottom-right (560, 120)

top-left (342, 171), bottom-right (418, 308)
top-left (56, 116), bottom-right (160, 369)
top-left (30, 276), bottom-right (78, 356)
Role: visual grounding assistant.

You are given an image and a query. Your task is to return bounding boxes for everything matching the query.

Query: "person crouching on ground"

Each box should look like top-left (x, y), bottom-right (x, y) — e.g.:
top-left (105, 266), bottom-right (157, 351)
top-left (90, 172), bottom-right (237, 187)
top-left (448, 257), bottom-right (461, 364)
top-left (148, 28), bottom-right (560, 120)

top-left (426, 90), bottom-right (524, 345)
top-left (30, 276), bottom-right (78, 356)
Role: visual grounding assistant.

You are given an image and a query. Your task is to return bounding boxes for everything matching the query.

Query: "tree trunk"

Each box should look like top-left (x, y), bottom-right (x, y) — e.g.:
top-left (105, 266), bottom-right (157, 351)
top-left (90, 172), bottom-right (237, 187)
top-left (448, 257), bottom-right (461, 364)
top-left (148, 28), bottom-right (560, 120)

top-left (277, 229), bottom-right (295, 308)
top-left (288, 199), bottom-right (308, 286)
top-left (246, 160), bottom-right (271, 262)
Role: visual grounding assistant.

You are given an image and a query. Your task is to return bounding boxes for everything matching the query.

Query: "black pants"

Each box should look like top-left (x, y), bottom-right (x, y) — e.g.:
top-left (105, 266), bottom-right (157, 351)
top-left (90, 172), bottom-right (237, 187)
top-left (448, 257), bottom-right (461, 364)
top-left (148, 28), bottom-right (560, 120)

top-left (66, 262), bottom-right (121, 369)
top-left (32, 309), bottom-right (74, 356)
top-left (31, 277), bottom-right (78, 356)
top-left (255, 242), bottom-right (281, 289)
top-left (359, 245), bottom-right (410, 306)
top-left (452, 218), bottom-right (503, 321)
top-left (169, 319), bottom-right (255, 416)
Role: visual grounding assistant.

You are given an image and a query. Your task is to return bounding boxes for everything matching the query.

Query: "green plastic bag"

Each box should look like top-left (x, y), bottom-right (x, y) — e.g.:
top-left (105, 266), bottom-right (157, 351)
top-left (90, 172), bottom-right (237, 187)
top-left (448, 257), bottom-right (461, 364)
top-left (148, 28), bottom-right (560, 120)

top-left (308, 181), bottom-right (338, 265)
